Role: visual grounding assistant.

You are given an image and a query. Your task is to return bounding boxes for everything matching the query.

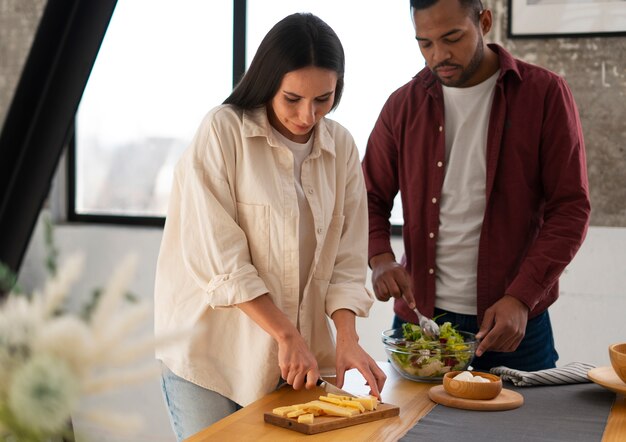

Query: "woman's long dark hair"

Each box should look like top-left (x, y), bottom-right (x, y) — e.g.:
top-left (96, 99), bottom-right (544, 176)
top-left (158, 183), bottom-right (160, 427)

top-left (223, 13), bottom-right (345, 111)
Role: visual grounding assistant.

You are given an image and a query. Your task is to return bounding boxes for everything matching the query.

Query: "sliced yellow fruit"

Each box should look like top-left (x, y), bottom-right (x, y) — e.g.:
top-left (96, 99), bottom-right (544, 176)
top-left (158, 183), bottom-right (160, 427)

top-left (272, 405), bottom-right (301, 416)
top-left (303, 403), bottom-right (323, 414)
top-left (286, 409), bottom-right (307, 418)
top-left (318, 395), bottom-right (343, 406)
top-left (308, 408), bottom-right (323, 416)
top-left (350, 395), bottom-right (378, 411)
top-left (340, 399), bottom-right (365, 412)
top-left (303, 400), bottom-right (359, 417)
top-left (297, 413), bottom-right (314, 424)
top-left (327, 392), bottom-right (353, 401)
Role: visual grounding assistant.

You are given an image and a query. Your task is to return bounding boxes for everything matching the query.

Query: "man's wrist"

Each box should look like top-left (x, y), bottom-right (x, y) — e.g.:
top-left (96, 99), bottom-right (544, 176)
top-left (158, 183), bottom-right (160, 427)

top-left (369, 252), bottom-right (395, 268)
top-left (503, 293), bottom-right (530, 311)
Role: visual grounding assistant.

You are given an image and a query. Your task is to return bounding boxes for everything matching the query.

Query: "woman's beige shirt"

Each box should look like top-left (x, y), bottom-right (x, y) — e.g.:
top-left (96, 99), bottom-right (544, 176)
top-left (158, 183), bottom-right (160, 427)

top-left (154, 105), bottom-right (373, 406)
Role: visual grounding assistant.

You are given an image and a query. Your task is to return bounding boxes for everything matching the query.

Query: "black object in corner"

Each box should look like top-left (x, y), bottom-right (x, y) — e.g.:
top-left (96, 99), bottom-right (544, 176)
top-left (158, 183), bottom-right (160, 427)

top-left (0, 0), bottom-right (117, 274)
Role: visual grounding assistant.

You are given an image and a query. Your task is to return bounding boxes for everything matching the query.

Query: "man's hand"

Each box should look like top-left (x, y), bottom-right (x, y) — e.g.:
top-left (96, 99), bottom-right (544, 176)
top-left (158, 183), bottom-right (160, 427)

top-left (475, 295), bottom-right (529, 357)
top-left (370, 253), bottom-right (415, 308)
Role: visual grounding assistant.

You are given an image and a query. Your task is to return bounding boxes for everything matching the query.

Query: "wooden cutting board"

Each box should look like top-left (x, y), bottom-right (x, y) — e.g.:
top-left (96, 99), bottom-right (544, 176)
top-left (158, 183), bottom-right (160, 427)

top-left (264, 402), bottom-right (400, 435)
top-left (428, 385), bottom-right (524, 411)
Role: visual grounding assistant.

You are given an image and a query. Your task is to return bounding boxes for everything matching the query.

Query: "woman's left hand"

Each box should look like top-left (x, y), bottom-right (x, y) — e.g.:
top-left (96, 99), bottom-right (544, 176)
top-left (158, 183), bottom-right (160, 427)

top-left (331, 309), bottom-right (386, 400)
top-left (335, 337), bottom-right (387, 400)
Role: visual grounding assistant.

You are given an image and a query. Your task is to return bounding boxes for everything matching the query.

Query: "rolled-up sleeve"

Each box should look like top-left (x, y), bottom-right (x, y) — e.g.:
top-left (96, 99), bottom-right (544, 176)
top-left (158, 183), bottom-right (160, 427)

top-left (176, 113), bottom-right (269, 308)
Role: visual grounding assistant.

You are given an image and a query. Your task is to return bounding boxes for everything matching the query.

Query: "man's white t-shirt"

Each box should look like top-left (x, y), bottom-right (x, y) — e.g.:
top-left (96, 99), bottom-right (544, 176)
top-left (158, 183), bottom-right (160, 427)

top-left (436, 71), bottom-right (499, 315)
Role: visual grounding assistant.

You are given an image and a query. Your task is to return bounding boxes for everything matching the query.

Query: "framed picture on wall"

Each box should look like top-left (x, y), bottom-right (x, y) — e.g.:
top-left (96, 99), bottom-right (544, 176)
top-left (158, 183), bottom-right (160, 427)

top-left (508, 0), bottom-right (626, 38)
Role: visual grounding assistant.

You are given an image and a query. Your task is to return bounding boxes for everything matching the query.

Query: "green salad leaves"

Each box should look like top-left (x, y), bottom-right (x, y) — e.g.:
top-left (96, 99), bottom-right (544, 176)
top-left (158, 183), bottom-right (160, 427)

top-left (389, 322), bottom-right (474, 379)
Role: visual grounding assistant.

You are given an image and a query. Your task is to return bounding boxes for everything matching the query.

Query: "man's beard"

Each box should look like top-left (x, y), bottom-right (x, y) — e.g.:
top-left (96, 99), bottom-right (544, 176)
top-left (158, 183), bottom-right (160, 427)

top-left (432, 36), bottom-right (484, 87)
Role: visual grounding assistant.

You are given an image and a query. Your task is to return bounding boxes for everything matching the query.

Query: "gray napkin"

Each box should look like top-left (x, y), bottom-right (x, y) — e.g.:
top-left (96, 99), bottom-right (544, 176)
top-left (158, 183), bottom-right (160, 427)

top-left (490, 362), bottom-right (595, 386)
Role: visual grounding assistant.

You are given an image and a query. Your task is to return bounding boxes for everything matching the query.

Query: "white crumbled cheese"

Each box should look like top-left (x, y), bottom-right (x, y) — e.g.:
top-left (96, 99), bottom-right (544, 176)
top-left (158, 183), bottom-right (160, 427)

top-left (453, 371), bottom-right (491, 382)
top-left (453, 371), bottom-right (474, 381)
top-left (472, 375), bottom-right (490, 383)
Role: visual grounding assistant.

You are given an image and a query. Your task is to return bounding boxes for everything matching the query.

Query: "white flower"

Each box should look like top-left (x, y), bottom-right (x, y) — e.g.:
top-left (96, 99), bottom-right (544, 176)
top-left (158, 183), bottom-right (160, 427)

top-left (8, 354), bottom-right (80, 434)
top-left (0, 296), bottom-right (40, 393)
top-left (0, 252), bottom-right (189, 440)
top-left (90, 254), bottom-right (138, 334)
top-left (32, 315), bottom-right (94, 377)
top-left (39, 253), bottom-right (84, 318)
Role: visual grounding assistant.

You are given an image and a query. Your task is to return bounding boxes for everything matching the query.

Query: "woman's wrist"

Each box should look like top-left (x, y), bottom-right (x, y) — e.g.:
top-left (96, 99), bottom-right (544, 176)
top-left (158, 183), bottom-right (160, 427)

top-left (332, 308), bottom-right (359, 343)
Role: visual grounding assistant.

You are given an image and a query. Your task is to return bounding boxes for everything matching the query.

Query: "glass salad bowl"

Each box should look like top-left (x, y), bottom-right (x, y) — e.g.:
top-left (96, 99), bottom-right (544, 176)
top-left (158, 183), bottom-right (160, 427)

top-left (382, 324), bottom-right (477, 382)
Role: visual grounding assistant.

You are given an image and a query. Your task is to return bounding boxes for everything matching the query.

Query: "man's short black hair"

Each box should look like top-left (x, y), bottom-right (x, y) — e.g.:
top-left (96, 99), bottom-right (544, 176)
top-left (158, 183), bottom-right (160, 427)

top-left (410, 0), bottom-right (484, 24)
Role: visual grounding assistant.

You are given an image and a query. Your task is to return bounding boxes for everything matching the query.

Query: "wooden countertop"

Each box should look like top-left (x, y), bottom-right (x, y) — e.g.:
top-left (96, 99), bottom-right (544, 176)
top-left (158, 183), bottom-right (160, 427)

top-left (186, 362), bottom-right (626, 441)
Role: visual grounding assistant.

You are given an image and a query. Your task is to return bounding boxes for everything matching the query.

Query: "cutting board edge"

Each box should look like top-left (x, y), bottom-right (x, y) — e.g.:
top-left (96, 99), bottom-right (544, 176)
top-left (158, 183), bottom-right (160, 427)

top-left (264, 405), bottom-right (400, 435)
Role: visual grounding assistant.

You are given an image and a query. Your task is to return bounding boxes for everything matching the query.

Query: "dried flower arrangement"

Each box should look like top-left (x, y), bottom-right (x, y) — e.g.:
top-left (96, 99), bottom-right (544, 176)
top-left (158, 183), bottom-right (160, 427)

top-left (0, 253), bottom-right (178, 441)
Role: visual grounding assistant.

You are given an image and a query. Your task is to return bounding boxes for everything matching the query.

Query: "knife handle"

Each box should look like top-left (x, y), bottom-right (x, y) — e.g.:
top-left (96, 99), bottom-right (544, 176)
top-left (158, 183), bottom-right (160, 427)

top-left (279, 376), bottom-right (324, 387)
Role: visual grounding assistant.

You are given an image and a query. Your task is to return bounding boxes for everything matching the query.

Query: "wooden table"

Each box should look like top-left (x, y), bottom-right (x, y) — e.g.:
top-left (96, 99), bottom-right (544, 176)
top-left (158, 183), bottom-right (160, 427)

top-left (186, 362), bottom-right (626, 442)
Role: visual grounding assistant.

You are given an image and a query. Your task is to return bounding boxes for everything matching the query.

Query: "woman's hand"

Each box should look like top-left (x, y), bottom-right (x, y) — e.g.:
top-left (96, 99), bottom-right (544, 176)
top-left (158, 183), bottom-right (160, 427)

top-left (276, 332), bottom-right (320, 390)
top-left (332, 309), bottom-right (387, 399)
top-left (237, 293), bottom-right (319, 390)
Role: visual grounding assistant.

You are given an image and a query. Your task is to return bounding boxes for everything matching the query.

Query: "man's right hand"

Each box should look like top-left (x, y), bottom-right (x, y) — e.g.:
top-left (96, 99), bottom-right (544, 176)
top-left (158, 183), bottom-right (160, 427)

top-left (370, 252), bottom-right (415, 308)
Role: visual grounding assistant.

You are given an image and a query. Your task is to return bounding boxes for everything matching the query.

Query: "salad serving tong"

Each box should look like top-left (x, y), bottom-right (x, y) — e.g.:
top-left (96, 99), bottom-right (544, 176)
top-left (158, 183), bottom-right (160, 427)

top-left (413, 306), bottom-right (440, 339)
top-left (404, 294), bottom-right (440, 339)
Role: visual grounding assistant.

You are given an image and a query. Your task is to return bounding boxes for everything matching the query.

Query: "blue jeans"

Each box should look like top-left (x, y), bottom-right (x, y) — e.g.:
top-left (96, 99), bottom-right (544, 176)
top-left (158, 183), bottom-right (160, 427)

top-left (160, 363), bottom-right (242, 442)
top-left (392, 308), bottom-right (558, 372)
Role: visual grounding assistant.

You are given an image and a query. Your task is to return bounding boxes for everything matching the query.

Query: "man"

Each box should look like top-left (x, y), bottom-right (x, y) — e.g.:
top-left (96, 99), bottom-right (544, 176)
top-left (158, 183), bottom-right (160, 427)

top-left (362, 0), bottom-right (590, 371)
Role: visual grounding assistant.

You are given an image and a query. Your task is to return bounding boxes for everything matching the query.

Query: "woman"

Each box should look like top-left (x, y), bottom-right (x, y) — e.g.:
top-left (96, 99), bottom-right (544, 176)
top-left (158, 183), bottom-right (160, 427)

top-left (154, 12), bottom-right (386, 440)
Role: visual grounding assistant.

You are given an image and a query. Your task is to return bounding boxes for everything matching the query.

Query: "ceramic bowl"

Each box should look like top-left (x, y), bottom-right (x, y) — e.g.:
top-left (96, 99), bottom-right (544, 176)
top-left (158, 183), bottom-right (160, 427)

top-left (609, 342), bottom-right (626, 384)
top-left (382, 328), bottom-right (477, 382)
top-left (443, 370), bottom-right (503, 400)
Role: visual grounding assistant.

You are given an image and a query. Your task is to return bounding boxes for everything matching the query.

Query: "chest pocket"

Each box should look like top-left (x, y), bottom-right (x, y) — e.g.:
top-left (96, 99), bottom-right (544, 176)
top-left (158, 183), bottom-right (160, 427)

top-left (313, 214), bottom-right (345, 281)
top-left (236, 202), bottom-right (270, 274)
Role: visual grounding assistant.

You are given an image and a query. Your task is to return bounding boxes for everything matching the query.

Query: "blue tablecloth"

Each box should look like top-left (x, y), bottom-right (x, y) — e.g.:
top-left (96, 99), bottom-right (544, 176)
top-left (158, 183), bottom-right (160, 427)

top-left (401, 383), bottom-right (615, 442)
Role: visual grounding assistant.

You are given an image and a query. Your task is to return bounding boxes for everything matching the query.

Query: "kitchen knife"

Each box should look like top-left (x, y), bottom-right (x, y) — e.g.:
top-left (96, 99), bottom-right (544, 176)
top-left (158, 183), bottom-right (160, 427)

top-left (316, 378), bottom-right (356, 397)
top-left (278, 377), bottom-right (356, 397)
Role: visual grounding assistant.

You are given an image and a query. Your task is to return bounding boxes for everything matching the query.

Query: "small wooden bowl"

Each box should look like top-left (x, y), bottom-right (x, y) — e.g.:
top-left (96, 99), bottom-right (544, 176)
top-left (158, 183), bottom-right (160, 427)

top-left (443, 371), bottom-right (503, 400)
top-left (609, 343), bottom-right (626, 384)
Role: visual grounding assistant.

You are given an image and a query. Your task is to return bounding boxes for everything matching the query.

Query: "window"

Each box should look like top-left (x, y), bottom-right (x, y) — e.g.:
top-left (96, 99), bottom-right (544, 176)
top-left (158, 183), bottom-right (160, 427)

top-left (73, 0), bottom-right (233, 220)
top-left (73, 1), bottom-right (423, 227)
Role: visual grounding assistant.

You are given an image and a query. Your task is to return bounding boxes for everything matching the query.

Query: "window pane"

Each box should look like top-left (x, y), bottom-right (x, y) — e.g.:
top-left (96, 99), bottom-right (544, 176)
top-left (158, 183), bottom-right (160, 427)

top-left (246, 2), bottom-right (423, 225)
top-left (76, 0), bottom-right (233, 217)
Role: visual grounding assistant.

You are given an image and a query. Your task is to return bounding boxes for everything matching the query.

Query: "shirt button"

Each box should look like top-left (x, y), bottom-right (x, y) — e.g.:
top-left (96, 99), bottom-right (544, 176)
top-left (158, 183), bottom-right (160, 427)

top-left (438, 126), bottom-right (443, 132)
top-left (317, 228), bottom-right (323, 234)
top-left (429, 232), bottom-right (435, 238)
top-left (432, 197), bottom-right (437, 204)
top-left (437, 161), bottom-right (443, 168)
top-left (428, 268), bottom-right (434, 274)
top-left (308, 189), bottom-right (314, 194)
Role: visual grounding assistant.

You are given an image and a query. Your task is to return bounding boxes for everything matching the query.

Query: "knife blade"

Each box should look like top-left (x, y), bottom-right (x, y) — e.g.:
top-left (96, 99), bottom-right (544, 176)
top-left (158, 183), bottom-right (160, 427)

top-left (316, 378), bottom-right (356, 397)
top-left (277, 377), bottom-right (357, 397)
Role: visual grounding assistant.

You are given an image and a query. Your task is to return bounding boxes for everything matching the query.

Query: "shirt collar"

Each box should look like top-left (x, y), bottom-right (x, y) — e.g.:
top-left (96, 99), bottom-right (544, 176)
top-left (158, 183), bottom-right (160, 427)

top-left (488, 43), bottom-right (523, 82)
top-left (242, 106), bottom-right (336, 158)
